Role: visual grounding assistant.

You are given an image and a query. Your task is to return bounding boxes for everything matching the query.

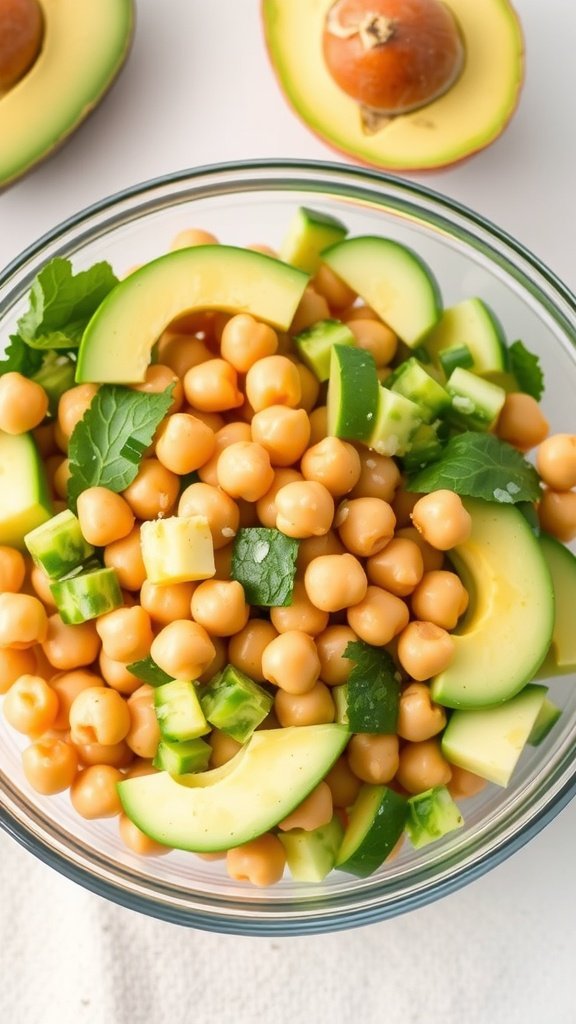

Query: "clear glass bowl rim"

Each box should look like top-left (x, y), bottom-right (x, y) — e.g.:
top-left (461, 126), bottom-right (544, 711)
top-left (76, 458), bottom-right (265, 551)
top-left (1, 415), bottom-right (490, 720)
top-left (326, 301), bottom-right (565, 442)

top-left (1, 158), bottom-right (575, 936)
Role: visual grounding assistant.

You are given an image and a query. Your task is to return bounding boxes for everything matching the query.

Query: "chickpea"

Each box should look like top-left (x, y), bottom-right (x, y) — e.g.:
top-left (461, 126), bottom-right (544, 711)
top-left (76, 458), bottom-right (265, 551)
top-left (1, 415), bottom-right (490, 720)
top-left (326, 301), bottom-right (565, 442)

top-left (391, 488), bottom-right (422, 527)
top-left (209, 728), bottom-right (243, 768)
top-left (33, 422), bottom-right (57, 459)
top-left (99, 651), bottom-right (141, 695)
top-left (228, 619), bottom-right (278, 682)
top-left (151, 620), bottom-right (216, 680)
top-left (261, 630), bottom-right (320, 694)
top-left (95, 605), bottom-right (153, 663)
top-left (255, 468), bottom-right (303, 528)
top-left (275, 480), bottom-right (334, 539)
top-left (133, 364), bottom-right (183, 413)
top-left (411, 491), bottom-right (472, 550)
top-left (220, 314), bottom-right (278, 372)
top-left (50, 670), bottom-right (104, 730)
top-left (197, 420), bottom-right (252, 487)
top-left (155, 413), bottom-right (216, 475)
top-left (312, 264), bottom-right (356, 310)
top-left (0, 546), bottom-right (26, 593)
top-left (75, 739), bottom-right (133, 769)
top-left (51, 457), bottom-right (71, 501)
top-left (178, 482), bottom-right (240, 550)
top-left (290, 287), bottom-right (331, 334)
top-left (22, 738), bottom-right (78, 795)
top-left (347, 319), bottom-right (398, 367)
top-left (140, 579), bottom-right (195, 625)
top-left (0, 592), bottom-right (48, 648)
top-left (184, 407), bottom-right (225, 433)
top-left (496, 392), bottom-right (549, 451)
top-left (212, 543), bottom-right (233, 581)
top-left (269, 581), bottom-right (328, 637)
top-left (183, 358), bottom-right (243, 412)
top-left (197, 635), bottom-right (228, 685)
top-left (29, 565), bottom-right (55, 609)
top-left (156, 333), bottom-right (212, 378)
top-left (0, 372), bottom-right (49, 433)
top-left (347, 733), bottom-right (399, 784)
top-left (191, 579), bottom-right (249, 637)
top-left (69, 686), bottom-right (131, 746)
top-left (395, 526), bottom-right (445, 573)
top-left (538, 489), bottom-right (576, 542)
top-left (366, 537), bottom-right (424, 598)
top-left (397, 621), bottom-right (455, 680)
top-left (70, 765), bottom-right (123, 818)
top-left (324, 756), bottom-right (362, 808)
top-left (278, 782), bottom-right (333, 831)
top-left (536, 434), bottom-right (576, 491)
top-left (447, 765), bottom-right (487, 800)
top-left (411, 570), bottom-right (469, 630)
top-left (250, 406), bottom-right (311, 467)
top-left (295, 362), bottom-right (320, 413)
top-left (245, 355), bottom-right (301, 412)
top-left (57, 384), bottom-right (98, 441)
top-left (104, 526), bottom-right (147, 590)
top-left (3, 674), bottom-right (59, 736)
top-left (315, 624), bottom-right (358, 686)
top-left (336, 496), bottom-right (396, 558)
top-left (347, 586), bottom-right (410, 647)
top-left (76, 487), bottom-right (135, 547)
top-left (119, 813), bottom-right (171, 856)
top-left (0, 647), bottom-right (37, 695)
top-left (301, 437), bottom-right (361, 497)
top-left (274, 681), bottom-right (335, 727)
top-left (42, 614), bottom-right (100, 671)
top-left (126, 685), bottom-right (161, 758)
top-left (396, 739), bottom-right (453, 794)
top-left (170, 227), bottom-right (218, 249)
top-left (308, 405), bottom-right (328, 446)
top-left (122, 459), bottom-right (179, 520)
top-left (304, 553), bottom-right (367, 613)
top-left (397, 682), bottom-right (447, 742)
top-left (296, 530), bottom-right (344, 572)
top-left (123, 758), bottom-right (158, 779)
top-left (216, 441), bottom-right (274, 503)
top-left (227, 833), bottom-right (286, 886)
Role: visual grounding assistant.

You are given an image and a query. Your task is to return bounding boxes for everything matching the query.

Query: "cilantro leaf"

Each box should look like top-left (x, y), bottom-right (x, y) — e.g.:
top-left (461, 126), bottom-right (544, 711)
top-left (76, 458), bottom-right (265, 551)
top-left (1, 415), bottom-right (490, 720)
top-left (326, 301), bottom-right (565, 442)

top-left (406, 432), bottom-right (541, 504)
top-left (343, 641), bottom-right (400, 734)
top-left (0, 334), bottom-right (43, 376)
top-left (17, 258), bottom-right (118, 350)
top-left (126, 656), bottom-right (173, 687)
top-left (231, 528), bottom-right (299, 606)
top-left (507, 340), bottom-right (545, 400)
top-left (67, 385), bottom-right (174, 510)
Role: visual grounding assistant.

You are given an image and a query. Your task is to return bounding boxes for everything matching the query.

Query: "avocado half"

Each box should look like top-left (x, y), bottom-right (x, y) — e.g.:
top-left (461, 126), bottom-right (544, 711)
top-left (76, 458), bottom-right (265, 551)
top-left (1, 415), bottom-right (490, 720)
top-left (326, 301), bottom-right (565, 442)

top-left (262, 0), bottom-right (525, 170)
top-left (0, 0), bottom-right (134, 189)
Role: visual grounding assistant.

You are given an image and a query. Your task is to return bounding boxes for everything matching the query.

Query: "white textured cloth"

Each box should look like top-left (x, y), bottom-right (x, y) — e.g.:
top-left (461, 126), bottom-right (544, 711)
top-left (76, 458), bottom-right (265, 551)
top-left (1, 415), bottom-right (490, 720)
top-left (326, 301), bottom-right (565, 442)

top-left (2, 800), bottom-right (575, 1024)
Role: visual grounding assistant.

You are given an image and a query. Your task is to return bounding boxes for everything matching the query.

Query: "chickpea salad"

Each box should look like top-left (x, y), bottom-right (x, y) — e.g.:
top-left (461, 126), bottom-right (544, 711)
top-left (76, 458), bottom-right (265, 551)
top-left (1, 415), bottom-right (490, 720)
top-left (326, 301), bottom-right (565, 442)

top-left (0, 206), bottom-right (574, 888)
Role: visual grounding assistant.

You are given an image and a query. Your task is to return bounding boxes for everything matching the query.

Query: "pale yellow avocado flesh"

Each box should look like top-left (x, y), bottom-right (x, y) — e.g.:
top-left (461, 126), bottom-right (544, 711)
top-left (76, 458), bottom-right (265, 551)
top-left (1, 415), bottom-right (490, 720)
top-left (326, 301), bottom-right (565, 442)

top-left (263, 0), bottom-right (524, 169)
top-left (117, 724), bottom-right (349, 852)
top-left (0, 431), bottom-right (52, 547)
top-left (0, 0), bottom-right (134, 188)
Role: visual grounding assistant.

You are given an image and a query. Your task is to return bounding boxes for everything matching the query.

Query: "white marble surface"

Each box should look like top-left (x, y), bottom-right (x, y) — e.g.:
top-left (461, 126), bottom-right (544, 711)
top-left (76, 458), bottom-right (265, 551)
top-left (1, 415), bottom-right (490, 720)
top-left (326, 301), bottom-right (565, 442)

top-left (1, 2), bottom-right (575, 1022)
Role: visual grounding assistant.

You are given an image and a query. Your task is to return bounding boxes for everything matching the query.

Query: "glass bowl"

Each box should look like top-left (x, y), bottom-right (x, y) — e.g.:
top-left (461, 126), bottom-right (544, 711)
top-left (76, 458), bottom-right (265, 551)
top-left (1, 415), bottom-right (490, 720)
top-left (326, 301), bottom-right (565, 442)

top-left (1, 160), bottom-right (575, 936)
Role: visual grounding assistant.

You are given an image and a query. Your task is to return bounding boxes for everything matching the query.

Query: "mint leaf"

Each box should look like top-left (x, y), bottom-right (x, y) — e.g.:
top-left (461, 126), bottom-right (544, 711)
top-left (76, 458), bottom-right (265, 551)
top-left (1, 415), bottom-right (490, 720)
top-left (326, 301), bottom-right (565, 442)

top-left (508, 340), bottom-right (545, 401)
top-left (407, 432), bottom-right (541, 504)
top-left (126, 655), bottom-right (173, 687)
top-left (0, 334), bottom-right (43, 376)
top-left (17, 258), bottom-right (118, 350)
top-left (343, 641), bottom-right (400, 734)
top-left (67, 385), bottom-right (173, 510)
top-left (231, 528), bottom-right (299, 606)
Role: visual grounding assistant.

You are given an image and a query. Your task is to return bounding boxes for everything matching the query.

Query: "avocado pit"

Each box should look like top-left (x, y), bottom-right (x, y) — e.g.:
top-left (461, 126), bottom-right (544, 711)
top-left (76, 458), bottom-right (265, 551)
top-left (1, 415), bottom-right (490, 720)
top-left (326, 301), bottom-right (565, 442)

top-left (0, 0), bottom-right (44, 92)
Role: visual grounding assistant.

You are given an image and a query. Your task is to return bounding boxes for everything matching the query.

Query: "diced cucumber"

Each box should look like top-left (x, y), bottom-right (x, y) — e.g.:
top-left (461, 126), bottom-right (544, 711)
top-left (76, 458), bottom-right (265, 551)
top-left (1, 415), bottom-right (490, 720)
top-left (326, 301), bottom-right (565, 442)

top-left (535, 532), bottom-right (576, 678)
top-left (50, 566), bottom-right (122, 624)
top-left (336, 785), bottom-right (407, 877)
top-left (327, 344), bottom-right (379, 441)
top-left (279, 815), bottom-right (345, 882)
top-left (445, 367), bottom-right (506, 431)
top-left (200, 664), bottom-right (273, 743)
top-left (322, 236), bottom-right (442, 347)
top-left (405, 786), bottom-right (464, 849)
top-left (25, 509), bottom-right (94, 580)
top-left (401, 422), bottom-right (445, 472)
top-left (423, 298), bottom-right (507, 372)
top-left (153, 737), bottom-right (212, 775)
top-left (0, 430), bottom-right (52, 548)
top-left (154, 679), bottom-right (210, 742)
top-left (140, 515), bottom-right (215, 585)
top-left (386, 357), bottom-right (451, 423)
top-left (438, 344), bottom-right (474, 378)
top-left (441, 684), bottom-right (548, 786)
top-left (294, 319), bottom-right (355, 381)
top-left (126, 655), bottom-right (173, 687)
top-left (528, 697), bottom-right (562, 746)
top-left (279, 206), bottom-right (348, 274)
top-left (367, 385), bottom-right (423, 456)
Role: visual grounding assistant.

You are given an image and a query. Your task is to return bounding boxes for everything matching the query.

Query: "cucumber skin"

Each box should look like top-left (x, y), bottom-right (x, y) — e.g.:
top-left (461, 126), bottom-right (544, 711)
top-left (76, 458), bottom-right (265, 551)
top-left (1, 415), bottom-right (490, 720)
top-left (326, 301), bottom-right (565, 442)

top-left (327, 344), bottom-right (379, 441)
top-left (50, 567), bottom-right (122, 624)
top-left (336, 785), bottom-right (407, 878)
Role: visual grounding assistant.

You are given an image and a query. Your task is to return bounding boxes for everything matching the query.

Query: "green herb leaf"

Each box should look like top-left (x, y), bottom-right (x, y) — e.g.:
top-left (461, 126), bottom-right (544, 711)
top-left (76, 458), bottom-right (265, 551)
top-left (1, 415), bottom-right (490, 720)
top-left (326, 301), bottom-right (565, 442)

top-left (67, 385), bottom-right (173, 510)
top-left (343, 641), bottom-right (401, 734)
top-left (406, 431), bottom-right (541, 504)
top-left (231, 528), bottom-right (299, 606)
top-left (17, 258), bottom-right (118, 350)
top-left (0, 334), bottom-right (43, 377)
top-left (507, 339), bottom-right (545, 400)
top-left (126, 655), bottom-right (173, 687)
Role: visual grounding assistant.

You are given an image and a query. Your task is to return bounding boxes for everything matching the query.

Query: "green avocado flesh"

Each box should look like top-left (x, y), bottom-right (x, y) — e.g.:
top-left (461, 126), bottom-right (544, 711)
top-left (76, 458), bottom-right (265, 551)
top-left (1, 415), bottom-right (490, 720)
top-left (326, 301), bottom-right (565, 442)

top-left (0, 0), bottom-right (134, 189)
top-left (0, 431), bottom-right (52, 547)
top-left (76, 246), bottom-right (309, 383)
top-left (117, 724), bottom-right (348, 852)
top-left (262, 0), bottom-right (524, 170)
top-left (431, 498), bottom-right (554, 709)
top-left (534, 533), bottom-right (576, 678)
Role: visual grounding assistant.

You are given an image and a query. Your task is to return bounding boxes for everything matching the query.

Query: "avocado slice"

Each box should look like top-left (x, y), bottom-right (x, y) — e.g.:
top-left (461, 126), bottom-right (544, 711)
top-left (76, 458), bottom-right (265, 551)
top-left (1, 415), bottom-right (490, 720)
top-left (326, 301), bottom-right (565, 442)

top-left (431, 498), bottom-right (555, 710)
top-left (262, 0), bottom-right (524, 170)
top-left (76, 246), bottom-right (309, 384)
top-left (0, 0), bottom-right (134, 189)
top-left (117, 724), bottom-right (349, 852)
top-left (0, 429), bottom-right (52, 547)
top-left (534, 533), bottom-right (576, 678)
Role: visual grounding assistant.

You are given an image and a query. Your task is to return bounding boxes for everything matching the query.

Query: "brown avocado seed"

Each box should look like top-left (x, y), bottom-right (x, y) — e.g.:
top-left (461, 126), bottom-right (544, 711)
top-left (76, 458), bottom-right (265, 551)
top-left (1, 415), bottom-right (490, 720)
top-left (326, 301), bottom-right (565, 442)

top-left (0, 0), bottom-right (44, 91)
top-left (323, 0), bottom-right (465, 116)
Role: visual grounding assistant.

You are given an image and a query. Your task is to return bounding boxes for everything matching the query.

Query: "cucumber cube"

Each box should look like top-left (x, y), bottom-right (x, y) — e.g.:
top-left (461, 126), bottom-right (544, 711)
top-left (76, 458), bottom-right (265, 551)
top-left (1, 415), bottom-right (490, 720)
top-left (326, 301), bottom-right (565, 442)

top-left (387, 358), bottom-right (450, 423)
top-left (367, 385), bottom-right (423, 456)
top-left (140, 515), bottom-right (215, 585)
top-left (200, 664), bottom-right (273, 743)
top-left (50, 566), bottom-right (122, 624)
top-left (294, 319), bottom-right (355, 382)
top-left (327, 344), bottom-right (379, 442)
top-left (25, 509), bottom-right (94, 580)
top-left (279, 815), bottom-right (345, 882)
top-left (153, 737), bottom-right (211, 775)
top-left (405, 786), bottom-right (463, 849)
top-left (154, 680), bottom-right (210, 742)
top-left (446, 367), bottom-right (506, 431)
